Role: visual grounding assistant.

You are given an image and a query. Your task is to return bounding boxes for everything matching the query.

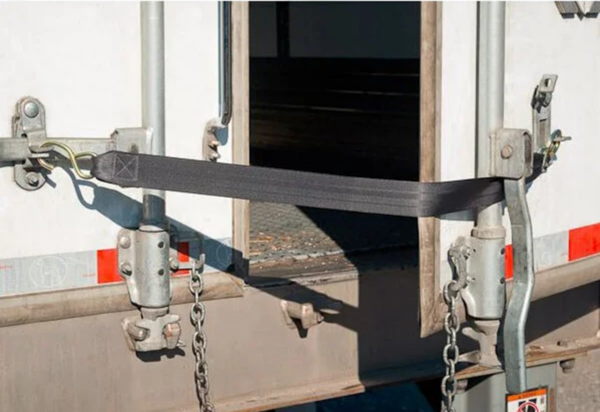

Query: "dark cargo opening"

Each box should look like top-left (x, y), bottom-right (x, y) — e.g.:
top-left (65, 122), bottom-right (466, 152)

top-left (249, 2), bottom-right (421, 271)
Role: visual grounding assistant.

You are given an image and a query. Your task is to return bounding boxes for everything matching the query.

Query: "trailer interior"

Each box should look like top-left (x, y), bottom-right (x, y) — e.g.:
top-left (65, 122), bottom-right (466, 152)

top-left (249, 2), bottom-right (421, 273)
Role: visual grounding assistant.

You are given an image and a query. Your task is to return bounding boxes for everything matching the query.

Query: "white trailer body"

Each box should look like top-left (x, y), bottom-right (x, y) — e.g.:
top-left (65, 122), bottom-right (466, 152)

top-left (0, 2), bottom-right (598, 412)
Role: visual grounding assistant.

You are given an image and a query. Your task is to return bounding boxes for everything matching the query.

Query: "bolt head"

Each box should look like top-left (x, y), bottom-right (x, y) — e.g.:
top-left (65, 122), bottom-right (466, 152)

top-left (169, 257), bottom-right (180, 272)
top-left (119, 236), bottom-right (131, 249)
top-left (23, 101), bottom-right (40, 118)
top-left (120, 262), bottom-right (132, 275)
top-left (25, 172), bottom-right (40, 186)
top-left (501, 145), bottom-right (514, 159)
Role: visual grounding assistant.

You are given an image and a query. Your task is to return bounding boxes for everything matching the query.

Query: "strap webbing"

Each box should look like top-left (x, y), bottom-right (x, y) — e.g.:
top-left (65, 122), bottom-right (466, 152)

top-left (91, 151), bottom-right (505, 218)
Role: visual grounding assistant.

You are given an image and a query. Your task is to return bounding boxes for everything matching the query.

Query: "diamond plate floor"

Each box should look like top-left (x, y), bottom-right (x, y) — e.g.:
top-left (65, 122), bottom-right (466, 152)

top-left (250, 202), bottom-right (418, 263)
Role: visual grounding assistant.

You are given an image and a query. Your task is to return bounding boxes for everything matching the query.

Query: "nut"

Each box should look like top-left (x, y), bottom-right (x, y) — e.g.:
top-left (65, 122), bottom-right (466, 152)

top-left (169, 257), bottom-right (180, 272)
top-left (25, 172), bottom-right (40, 187)
top-left (120, 262), bottom-right (133, 275)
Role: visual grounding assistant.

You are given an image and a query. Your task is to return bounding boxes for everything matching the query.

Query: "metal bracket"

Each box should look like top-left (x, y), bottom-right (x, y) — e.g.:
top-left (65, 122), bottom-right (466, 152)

top-left (0, 97), bottom-right (150, 190)
top-left (556, 1), bottom-right (600, 18)
top-left (202, 118), bottom-right (223, 162)
top-left (460, 320), bottom-right (502, 368)
top-left (531, 75), bottom-right (571, 172)
top-left (122, 310), bottom-right (183, 352)
top-left (118, 228), bottom-right (203, 352)
top-left (448, 239), bottom-right (502, 367)
top-left (11, 97), bottom-right (50, 190)
top-left (118, 228), bottom-right (172, 308)
top-left (490, 129), bottom-right (533, 179)
top-left (280, 296), bottom-right (342, 331)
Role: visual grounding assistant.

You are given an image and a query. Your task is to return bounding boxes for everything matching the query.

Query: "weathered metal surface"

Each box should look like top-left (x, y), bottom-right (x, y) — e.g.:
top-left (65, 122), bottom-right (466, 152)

top-left (0, 265), bottom-right (597, 412)
top-left (0, 271), bottom-right (244, 328)
top-left (558, 347), bottom-right (600, 411)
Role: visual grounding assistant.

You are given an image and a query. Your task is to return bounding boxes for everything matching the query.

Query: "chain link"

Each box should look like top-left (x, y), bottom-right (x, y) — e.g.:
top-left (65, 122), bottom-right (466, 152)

top-left (189, 261), bottom-right (215, 412)
top-left (441, 280), bottom-right (460, 412)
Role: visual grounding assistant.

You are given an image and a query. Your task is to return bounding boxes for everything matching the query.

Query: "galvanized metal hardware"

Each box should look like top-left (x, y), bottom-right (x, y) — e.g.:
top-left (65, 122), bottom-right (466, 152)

top-left (499, 76), bottom-right (569, 394)
top-left (490, 129), bottom-right (533, 180)
top-left (445, 238), bottom-right (501, 368)
top-left (503, 174), bottom-right (535, 394)
top-left (450, 235), bottom-right (504, 368)
top-left (483, 126), bottom-right (536, 394)
top-left (458, 76), bottom-right (571, 394)
top-left (556, 1), bottom-right (600, 17)
top-left (122, 309), bottom-right (182, 352)
top-left (460, 320), bottom-right (502, 368)
top-left (441, 278), bottom-right (462, 412)
top-left (119, 228), bottom-right (204, 352)
top-left (280, 297), bottom-right (342, 331)
top-left (119, 228), bottom-right (183, 352)
top-left (557, 340), bottom-right (577, 374)
top-left (0, 97), bottom-right (150, 190)
top-left (203, 119), bottom-right (223, 162)
top-left (189, 260), bottom-right (215, 412)
top-left (202, 2), bottom-right (232, 163)
top-left (531, 75), bottom-right (571, 172)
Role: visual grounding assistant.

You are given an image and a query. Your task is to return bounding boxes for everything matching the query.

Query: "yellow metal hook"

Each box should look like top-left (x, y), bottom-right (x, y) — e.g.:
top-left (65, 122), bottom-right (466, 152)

top-left (37, 141), bottom-right (96, 180)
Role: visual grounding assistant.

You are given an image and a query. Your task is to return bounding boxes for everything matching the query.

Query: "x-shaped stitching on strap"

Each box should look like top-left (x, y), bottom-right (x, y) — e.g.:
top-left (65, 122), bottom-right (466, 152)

top-left (114, 154), bottom-right (138, 181)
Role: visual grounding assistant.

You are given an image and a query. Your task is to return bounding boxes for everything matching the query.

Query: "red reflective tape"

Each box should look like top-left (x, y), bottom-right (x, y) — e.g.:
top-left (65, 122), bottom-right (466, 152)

top-left (178, 242), bottom-right (190, 263)
top-left (569, 223), bottom-right (600, 261)
top-left (97, 248), bottom-right (123, 284)
top-left (505, 244), bottom-right (513, 280)
top-left (175, 242), bottom-right (190, 277)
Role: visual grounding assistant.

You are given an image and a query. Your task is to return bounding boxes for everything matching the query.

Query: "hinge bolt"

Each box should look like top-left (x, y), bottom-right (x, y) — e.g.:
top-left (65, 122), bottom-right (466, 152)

top-left (169, 257), bottom-right (180, 272)
top-left (501, 145), bottom-right (514, 159)
top-left (25, 172), bottom-right (40, 187)
top-left (23, 101), bottom-right (40, 118)
top-left (119, 236), bottom-right (131, 249)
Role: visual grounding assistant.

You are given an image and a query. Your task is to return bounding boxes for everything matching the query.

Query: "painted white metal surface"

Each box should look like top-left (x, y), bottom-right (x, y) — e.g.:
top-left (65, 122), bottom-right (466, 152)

top-left (0, 2), bottom-right (232, 294)
top-left (439, 2), bottom-right (600, 282)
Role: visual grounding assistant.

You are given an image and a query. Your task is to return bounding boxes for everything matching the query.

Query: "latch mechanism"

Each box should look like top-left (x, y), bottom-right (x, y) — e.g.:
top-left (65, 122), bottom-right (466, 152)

top-left (119, 228), bottom-right (204, 352)
top-left (0, 97), bottom-right (190, 353)
top-left (0, 97), bottom-right (150, 190)
top-left (532, 75), bottom-right (571, 172)
top-left (453, 75), bottom-right (571, 394)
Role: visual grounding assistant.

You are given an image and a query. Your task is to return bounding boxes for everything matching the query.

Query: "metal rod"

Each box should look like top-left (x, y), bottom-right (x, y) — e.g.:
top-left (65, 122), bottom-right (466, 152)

top-left (475, 1), bottom-right (505, 228)
top-left (468, 2), bottom-right (507, 320)
top-left (141, 1), bottom-right (166, 227)
top-left (219, 1), bottom-right (232, 126)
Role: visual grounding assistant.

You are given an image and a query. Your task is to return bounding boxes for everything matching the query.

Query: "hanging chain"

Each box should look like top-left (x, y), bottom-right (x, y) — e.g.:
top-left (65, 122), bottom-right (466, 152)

top-left (441, 280), bottom-right (460, 412)
top-left (189, 261), bottom-right (215, 412)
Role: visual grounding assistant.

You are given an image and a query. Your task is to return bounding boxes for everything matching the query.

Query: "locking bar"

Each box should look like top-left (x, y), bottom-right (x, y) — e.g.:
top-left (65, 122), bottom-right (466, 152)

top-left (501, 75), bottom-right (570, 393)
top-left (503, 174), bottom-right (534, 393)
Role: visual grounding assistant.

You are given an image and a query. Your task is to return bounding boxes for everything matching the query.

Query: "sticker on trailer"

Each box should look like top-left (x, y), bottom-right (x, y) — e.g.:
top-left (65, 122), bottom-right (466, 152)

top-left (506, 387), bottom-right (548, 412)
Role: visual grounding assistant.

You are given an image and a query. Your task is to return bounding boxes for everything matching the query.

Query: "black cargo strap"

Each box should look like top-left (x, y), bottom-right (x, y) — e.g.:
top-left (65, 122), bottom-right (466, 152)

top-left (91, 151), bottom-right (506, 218)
